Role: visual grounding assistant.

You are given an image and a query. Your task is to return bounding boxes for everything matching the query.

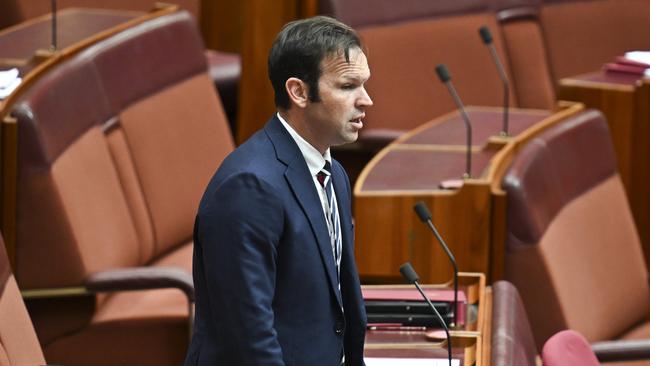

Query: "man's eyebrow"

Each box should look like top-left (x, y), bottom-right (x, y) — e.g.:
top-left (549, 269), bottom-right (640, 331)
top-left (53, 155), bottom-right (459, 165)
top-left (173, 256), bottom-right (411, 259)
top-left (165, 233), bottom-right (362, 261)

top-left (340, 74), bottom-right (369, 82)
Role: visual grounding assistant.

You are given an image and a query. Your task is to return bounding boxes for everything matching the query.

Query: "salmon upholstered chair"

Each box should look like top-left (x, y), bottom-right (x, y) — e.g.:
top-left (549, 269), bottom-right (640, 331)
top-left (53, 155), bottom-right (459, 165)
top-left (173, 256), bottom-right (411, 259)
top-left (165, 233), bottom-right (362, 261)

top-left (502, 109), bottom-right (650, 364)
top-left (491, 280), bottom-right (538, 366)
top-left (0, 233), bottom-right (46, 366)
top-left (8, 10), bottom-right (233, 366)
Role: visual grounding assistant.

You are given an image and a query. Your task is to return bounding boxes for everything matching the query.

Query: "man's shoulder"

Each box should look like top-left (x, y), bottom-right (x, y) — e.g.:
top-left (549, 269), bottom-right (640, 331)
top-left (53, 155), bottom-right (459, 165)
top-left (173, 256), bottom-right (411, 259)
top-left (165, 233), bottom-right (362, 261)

top-left (205, 119), bottom-right (286, 192)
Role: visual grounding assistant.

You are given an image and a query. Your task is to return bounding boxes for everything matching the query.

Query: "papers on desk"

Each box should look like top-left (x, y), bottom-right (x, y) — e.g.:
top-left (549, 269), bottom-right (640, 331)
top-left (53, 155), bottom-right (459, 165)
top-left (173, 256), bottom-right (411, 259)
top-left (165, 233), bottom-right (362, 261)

top-left (603, 51), bottom-right (650, 77)
top-left (0, 68), bottom-right (22, 99)
top-left (366, 358), bottom-right (460, 366)
top-left (626, 51), bottom-right (650, 67)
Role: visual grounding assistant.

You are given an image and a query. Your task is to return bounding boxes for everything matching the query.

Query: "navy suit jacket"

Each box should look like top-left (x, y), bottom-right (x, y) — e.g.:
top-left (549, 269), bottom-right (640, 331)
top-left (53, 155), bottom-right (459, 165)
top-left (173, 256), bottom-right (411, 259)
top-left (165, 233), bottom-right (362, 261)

top-left (184, 115), bottom-right (367, 365)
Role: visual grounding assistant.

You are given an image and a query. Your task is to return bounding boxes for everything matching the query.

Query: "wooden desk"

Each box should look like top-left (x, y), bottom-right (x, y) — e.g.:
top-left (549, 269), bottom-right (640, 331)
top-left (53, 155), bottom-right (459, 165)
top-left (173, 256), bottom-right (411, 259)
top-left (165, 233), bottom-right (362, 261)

top-left (559, 72), bottom-right (650, 267)
top-left (0, 8), bottom-right (141, 73)
top-left (354, 104), bottom-right (584, 284)
top-left (364, 273), bottom-right (491, 365)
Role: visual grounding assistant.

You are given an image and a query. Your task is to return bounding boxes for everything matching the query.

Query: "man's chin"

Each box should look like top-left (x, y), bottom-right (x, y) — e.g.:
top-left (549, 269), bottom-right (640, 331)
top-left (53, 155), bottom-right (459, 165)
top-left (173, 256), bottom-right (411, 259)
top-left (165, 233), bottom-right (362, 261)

top-left (332, 133), bottom-right (360, 148)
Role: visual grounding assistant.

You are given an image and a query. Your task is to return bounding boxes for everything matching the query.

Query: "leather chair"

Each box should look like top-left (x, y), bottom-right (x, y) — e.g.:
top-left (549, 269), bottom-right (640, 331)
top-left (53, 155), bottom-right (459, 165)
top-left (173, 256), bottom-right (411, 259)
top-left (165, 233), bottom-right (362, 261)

top-left (542, 330), bottom-right (601, 366)
top-left (502, 109), bottom-right (650, 364)
top-left (9, 10), bottom-right (233, 366)
top-left (0, 233), bottom-right (46, 366)
top-left (539, 0), bottom-right (650, 80)
top-left (318, 0), bottom-right (542, 28)
top-left (491, 280), bottom-right (538, 366)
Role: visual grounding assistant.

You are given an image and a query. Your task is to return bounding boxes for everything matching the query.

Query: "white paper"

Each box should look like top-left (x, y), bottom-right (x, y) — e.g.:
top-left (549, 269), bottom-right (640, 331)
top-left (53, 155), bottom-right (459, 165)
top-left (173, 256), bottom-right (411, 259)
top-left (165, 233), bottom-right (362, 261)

top-left (625, 51), bottom-right (650, 66)
top-left (365, 358), bottom-right (460, 366)
top-left (0, 77), bottom-right (21, 99)
top-left (0, 68), bottom-right (19, 88)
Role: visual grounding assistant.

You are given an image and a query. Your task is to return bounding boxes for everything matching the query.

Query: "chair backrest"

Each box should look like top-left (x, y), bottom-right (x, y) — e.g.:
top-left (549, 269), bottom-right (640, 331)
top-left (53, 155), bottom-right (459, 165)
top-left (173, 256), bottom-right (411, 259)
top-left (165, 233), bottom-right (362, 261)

top-left (502, 109), bottom-right (650, 347)
top-left (497, 7), bottom-right (557, 110)
top-left (358, 11), bottom-right (517, 139)
top-left (542, 330), bottom-right (601, 366)
top-left (491, 280), bottom-right (538, 366)
top-left (540, 0), bottom-right (650, 80)
top-left (318, 0), bottom-right (541, 28)
top-left (0, 233), bottom-right (45, 365)
top-left (11, 10), bottom-right (233, 289)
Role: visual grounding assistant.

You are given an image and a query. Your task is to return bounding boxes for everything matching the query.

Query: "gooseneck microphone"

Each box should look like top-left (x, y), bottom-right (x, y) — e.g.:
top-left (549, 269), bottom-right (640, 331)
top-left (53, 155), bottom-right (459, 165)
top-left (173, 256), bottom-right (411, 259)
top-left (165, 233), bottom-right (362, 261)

top-left (478, 26), bottom-right (510, 136)
top-left (50, 0), bottom-right (58, 51)
top-left (400, 262), bottom-right (452, 366)
top-left (413, 201), bottom-right (459, 328)
top-left (435, 64), bottom-right (472, 179)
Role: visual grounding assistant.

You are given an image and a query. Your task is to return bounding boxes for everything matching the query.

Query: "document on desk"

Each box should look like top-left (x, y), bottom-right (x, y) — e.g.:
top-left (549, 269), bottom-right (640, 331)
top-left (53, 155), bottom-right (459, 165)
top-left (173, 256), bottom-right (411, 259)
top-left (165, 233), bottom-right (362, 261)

top-left (0, 68), bottom-right (21, 99)
top-left (365, 358), bottom-right (460, 366)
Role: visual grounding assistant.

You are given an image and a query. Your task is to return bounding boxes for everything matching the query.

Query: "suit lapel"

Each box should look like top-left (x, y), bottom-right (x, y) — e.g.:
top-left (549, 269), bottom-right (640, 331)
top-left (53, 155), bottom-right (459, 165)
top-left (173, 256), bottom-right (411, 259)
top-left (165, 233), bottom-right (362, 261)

top-left (265, 117), bottom-right (343, 307)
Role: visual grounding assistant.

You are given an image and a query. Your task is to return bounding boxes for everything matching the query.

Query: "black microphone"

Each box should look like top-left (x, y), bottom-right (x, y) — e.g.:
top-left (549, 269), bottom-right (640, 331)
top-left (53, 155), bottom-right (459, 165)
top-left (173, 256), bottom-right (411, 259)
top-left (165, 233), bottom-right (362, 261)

top-left (50, 0), bottom-right (58, 51)
top-left (413, 201), bottom-right (459, 328)
top-left (435, 64), bottom-right (473, 179)
top-left (400, 262), bottom-right (452, 366)
top-left (478, 26), bottom-right (510, 136)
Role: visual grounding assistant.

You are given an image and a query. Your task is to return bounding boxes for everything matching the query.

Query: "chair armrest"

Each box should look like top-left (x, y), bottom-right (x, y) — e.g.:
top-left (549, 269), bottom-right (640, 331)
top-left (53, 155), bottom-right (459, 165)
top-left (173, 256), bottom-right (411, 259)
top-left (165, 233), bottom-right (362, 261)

top-left (85, 267), bottom-right (194, 302)
top-left (592, 339), bottom-right (650, 362)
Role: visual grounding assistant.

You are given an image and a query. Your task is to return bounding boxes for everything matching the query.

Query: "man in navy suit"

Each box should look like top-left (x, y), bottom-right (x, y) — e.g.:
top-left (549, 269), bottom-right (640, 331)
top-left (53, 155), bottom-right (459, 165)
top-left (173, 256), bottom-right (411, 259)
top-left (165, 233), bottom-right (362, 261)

top-left (184, 16), bottom-right (373, 365)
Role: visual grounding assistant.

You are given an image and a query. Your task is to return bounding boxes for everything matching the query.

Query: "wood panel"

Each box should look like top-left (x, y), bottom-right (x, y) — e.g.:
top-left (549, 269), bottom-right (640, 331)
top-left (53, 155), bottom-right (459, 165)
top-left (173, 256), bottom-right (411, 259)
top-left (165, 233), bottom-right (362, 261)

top-left (236, 0), bottom-right (318, 144)
top-left (558, 72), bottom-right (650, 267)
top-left (632, 80), bottom-right (650, 267)
top-left (199, 0), bottom-right (244, 53)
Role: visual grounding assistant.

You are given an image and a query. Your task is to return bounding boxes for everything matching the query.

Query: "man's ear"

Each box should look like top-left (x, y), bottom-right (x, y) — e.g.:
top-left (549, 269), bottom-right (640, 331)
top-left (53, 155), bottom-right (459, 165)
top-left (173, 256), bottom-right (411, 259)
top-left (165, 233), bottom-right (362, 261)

top-left (285, 77), bottom-right (309, 108)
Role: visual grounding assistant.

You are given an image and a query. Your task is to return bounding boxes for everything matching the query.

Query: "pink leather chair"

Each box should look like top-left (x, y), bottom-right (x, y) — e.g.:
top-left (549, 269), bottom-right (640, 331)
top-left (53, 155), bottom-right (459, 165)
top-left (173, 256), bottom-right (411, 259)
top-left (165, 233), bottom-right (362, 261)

top-left (491, 280), bottom-right (538, 366)
top-left (543, 330), bottom-right (600, 366)
top-left (0, 233), bottom-right (46, 366)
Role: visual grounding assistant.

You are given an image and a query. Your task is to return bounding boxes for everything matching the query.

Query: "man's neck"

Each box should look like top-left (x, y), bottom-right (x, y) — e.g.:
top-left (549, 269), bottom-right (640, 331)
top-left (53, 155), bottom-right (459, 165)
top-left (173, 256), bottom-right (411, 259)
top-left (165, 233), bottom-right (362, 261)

top-left (278, 109), bottom-right (326, 155)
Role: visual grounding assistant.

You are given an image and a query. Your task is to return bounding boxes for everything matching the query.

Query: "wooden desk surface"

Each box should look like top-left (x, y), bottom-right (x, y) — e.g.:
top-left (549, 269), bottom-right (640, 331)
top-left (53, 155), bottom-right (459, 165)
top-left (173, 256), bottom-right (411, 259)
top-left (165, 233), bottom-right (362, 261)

top-left (560, 71), bottom-right (642, 89)
top-left (0, 8), bottom-right (141, 69)
top-left (358, 107), bottom-right (551, 193)
top-left (363, 273), bottom-right (489, 365)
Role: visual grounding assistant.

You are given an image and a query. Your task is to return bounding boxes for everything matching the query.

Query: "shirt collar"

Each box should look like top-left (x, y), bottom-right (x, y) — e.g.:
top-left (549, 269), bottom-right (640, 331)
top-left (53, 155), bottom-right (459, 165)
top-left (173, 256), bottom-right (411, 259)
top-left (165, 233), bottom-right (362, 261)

top-left (277, 112), bottom-right (331, 176)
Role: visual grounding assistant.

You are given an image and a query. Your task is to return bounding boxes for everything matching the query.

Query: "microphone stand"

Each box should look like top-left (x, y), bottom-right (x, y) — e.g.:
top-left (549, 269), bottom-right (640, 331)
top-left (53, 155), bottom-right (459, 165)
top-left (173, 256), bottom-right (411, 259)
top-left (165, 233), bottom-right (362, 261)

top-left (435, 64), bottom-right (472, 179)
top-left (413, 202), bottom-right (458, 327)
top-left (479, 26), bottom-right (510, 136)
top-left (50, 0), bottom-right (58, 51)
top-left (400, 262), bottom-right (453, 366)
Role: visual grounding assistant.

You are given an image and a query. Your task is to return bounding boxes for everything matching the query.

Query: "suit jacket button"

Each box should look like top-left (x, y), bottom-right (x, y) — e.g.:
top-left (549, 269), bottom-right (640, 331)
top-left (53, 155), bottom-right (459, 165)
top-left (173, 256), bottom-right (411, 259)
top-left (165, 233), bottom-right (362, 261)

top-left (335, 322), bottom-right (344, 335)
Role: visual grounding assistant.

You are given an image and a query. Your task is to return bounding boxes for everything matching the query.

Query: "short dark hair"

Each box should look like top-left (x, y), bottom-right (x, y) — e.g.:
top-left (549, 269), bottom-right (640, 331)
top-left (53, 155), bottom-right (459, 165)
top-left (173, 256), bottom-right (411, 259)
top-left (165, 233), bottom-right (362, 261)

top-left (268, 16), bottom-right (362, 110)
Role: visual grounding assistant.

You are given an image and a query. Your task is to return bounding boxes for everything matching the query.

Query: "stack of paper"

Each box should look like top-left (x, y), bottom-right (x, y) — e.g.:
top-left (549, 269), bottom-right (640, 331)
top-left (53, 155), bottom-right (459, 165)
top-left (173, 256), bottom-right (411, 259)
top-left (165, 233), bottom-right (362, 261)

top-left (603, 51), bottom-right (650, 77)
top-left (0, 68), bottom-right (22, 99)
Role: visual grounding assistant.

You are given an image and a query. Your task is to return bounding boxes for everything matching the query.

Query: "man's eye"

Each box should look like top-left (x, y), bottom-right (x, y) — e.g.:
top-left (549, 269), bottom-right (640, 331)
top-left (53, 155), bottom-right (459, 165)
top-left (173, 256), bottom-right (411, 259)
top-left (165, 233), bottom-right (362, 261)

top-left (341, 84), bottom-right (355, 90)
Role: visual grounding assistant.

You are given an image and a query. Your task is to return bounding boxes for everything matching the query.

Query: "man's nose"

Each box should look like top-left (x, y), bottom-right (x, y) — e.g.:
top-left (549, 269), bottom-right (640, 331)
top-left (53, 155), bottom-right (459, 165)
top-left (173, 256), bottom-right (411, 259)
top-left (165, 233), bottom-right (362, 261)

top-left (358, 86), bottom-right (373, 107)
